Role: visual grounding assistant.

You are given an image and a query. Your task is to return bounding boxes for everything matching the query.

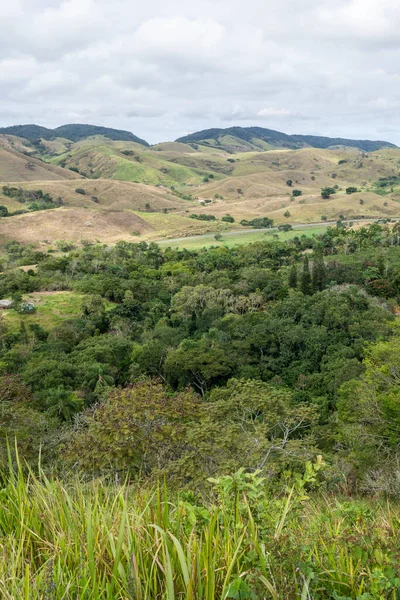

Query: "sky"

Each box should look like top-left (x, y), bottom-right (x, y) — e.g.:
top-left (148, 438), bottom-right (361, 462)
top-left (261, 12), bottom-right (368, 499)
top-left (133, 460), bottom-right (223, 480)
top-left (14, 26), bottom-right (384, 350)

top-left (1, 0), bottom-right (400, 144)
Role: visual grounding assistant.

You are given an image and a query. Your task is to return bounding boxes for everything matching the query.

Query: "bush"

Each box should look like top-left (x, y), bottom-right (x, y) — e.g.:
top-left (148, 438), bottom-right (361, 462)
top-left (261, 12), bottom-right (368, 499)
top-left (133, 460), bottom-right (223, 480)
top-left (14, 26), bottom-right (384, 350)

top-left (292, 189), bottom-right (302, 197)
top-left (346, 187), bottom-right (358, 194)
top-left (221, 215), bottom-right (235, 223)
top-left (75, 188), bottom-right (86, 195)
top-left (321, 187), bottom-right (336, 199)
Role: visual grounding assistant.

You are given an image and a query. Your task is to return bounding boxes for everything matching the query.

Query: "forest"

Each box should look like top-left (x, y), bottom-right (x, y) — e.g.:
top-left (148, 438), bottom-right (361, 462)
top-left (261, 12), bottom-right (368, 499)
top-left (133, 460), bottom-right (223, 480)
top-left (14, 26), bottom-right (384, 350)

top-left (2, 223), bottom-right (400, 597)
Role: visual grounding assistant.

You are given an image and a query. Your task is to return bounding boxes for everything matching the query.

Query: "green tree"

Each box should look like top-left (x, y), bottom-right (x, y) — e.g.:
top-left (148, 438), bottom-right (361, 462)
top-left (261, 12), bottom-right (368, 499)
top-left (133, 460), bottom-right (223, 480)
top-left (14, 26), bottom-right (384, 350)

top-left (312, 251), bottom-right (326, 292)
top-left (300, 255), bottom-right (312, 295)
top-left (288, 265), bottom-right (298, 289)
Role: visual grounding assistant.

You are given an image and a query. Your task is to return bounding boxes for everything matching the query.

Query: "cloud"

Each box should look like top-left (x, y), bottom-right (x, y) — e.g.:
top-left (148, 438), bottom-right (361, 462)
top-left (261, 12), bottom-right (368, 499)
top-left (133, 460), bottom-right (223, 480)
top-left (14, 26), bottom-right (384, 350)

top-left (257, 107), bottom-right (292, 118)
top-left (0, 0), bottom-right (400, 143)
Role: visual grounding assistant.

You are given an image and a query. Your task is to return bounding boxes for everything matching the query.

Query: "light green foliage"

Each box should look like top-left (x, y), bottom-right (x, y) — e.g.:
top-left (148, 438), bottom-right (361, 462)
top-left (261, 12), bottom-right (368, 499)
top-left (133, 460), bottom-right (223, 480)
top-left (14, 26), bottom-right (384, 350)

top-left (1, 458), bottom-right (400, 599)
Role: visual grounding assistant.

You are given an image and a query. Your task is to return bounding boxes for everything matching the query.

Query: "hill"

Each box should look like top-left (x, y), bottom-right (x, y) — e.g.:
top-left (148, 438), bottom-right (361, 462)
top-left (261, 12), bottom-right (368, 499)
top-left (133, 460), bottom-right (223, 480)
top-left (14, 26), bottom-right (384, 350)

top-left (176, 126), bottom-right (397, 153)
top-left (0, 145), bottom-right (83, 182)
top-left (0, 124), bottom-right (149, 145)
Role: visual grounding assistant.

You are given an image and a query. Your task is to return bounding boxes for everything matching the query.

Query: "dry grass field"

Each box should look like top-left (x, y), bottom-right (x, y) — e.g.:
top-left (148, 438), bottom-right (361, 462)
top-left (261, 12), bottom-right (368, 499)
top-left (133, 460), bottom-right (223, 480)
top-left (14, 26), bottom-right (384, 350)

top-left (2, 134), bottom-right (400, 247)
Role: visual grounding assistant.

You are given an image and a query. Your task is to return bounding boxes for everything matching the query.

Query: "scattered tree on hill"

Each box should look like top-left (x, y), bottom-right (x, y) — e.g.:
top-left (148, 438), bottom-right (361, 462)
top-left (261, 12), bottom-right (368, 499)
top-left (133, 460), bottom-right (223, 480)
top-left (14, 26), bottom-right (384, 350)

top-left (190, 214), bottom-right (217, 221)
top-left (0, 206), bottom-right (8, 217)
top-left (346, 187), bottom-right (358, 194)
top-left (222, 215), bottom-right (235, 223)
top-left (283, 210), bottom-right (291, 218)
top-left (75, 188), bottom-right (86, 195)
top-left (292, 189), bottom-right (302, 197)
top-left (286, 179), bottom-right (293, 187)
top-left (278, 224), bottom-right (292, 231)
top-left (321, 187), bottom-right (336, 199)
top-left (240, 217), bottom-right (274, 228)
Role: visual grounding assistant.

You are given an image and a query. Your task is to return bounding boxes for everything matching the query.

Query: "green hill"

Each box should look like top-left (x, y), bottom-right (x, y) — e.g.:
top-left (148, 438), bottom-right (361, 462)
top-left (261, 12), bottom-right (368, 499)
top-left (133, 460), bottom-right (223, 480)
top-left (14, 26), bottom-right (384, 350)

top-left (176, 126), bottom-right (397, 153)
top-left (0, 124), bottom-right (149, 145)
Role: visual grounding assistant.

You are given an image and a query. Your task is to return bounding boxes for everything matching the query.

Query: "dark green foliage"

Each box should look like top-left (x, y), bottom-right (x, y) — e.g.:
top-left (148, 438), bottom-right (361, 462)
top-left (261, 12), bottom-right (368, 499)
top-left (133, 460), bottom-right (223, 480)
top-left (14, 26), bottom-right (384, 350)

top-left (312, 251), bottom-right (326, 292)
top-left (0, 206), bottom-right (8, 217)
top-left (292, 189), bottom-right (302, 197)
top-left (240, 217), bottom-right (274, 228)
top-left (222, 215), bottom-right (235, 223)
top-left (0, 123), bottom-right (149, 145)
top-left (321, 187), bottom-right (336, 199)
top-left (346, 187), bottom-right (358, 194)
top-left (288, 264), bottom-right (297, 288)
top-left (176, 126), bottom-right (396, 152)
top-left (300, 255), bottom-right (312, 295)
top-left (190, 213), bottom-right (216, 221)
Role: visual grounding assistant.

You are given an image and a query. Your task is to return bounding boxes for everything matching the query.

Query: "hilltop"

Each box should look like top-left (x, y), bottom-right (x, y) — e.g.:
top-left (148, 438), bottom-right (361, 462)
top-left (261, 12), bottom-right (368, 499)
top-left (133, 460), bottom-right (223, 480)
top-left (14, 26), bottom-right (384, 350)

top-left (0, 124), bottom-right (149, 145)
top-left (176, 126), bottom-right (397, 153)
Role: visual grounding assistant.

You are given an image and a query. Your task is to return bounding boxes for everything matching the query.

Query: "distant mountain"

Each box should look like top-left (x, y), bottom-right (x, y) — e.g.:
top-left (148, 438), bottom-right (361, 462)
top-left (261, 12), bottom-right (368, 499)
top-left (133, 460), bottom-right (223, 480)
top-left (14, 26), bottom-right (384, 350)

top-left (0, 124), bottom-right (149, 146)
top-left (176, 126), bottom-right (397, 153)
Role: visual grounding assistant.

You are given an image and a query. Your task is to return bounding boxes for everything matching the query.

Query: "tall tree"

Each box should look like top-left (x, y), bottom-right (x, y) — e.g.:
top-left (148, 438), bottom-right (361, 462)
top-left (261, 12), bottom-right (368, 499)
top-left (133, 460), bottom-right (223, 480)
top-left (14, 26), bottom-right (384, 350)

top-left (312, 251), bottom-right (326, 292)
top-left (300, 255), bottom-right (312, 295)
top-left (288, 265), bottom-right (298, 289)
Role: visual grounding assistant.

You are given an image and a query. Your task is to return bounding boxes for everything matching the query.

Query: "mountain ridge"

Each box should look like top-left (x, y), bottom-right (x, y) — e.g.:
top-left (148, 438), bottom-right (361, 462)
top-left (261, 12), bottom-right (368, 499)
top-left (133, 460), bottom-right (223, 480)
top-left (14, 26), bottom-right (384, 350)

top-left (176, 126), bottom-right (397, 152)
top-left (0, 124), bottom-right (149, 146)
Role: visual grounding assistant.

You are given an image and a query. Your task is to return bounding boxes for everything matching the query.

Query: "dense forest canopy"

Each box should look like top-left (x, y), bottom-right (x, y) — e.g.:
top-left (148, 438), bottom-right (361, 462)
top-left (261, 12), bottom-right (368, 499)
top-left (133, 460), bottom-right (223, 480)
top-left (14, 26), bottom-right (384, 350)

top-left (1, 222), bottom-right (400, 492)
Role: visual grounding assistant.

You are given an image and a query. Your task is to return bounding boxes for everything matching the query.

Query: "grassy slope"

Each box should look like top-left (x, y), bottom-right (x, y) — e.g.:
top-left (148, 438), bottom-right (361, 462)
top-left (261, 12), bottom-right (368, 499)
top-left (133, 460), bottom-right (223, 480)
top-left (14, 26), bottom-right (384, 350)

top-left (157, 225), bottom-right (328, 249)
top-left (2, 140), bottom-right (400, 247)
top-left (1, 466), bottom-right (399, 599)
top-left (3, 291), bottom-right (116, 332)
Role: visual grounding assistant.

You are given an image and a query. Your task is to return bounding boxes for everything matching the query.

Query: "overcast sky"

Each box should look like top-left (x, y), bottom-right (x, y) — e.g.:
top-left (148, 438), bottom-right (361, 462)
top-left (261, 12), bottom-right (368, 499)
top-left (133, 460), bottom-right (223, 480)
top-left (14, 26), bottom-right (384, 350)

top-left (2, 0), bottom-right (400, 144)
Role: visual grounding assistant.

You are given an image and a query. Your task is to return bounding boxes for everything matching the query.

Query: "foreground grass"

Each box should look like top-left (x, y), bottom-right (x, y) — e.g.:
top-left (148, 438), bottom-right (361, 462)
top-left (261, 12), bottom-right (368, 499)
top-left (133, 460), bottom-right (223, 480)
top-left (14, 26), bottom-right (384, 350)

top-left (1, 462), bottom-right (400, 599)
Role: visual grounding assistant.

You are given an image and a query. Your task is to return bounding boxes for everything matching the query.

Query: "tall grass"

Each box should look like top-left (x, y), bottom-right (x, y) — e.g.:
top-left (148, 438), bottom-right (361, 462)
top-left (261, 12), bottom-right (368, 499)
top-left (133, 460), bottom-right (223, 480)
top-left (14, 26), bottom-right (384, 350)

top-left (0, 459), bottom-right (400, 599)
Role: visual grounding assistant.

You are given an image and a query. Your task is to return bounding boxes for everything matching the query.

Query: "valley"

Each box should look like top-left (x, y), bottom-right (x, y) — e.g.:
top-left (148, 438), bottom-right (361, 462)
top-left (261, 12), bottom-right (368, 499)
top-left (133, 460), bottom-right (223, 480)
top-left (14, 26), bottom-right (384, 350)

top-left (1, 124), bottom-right (400, 250)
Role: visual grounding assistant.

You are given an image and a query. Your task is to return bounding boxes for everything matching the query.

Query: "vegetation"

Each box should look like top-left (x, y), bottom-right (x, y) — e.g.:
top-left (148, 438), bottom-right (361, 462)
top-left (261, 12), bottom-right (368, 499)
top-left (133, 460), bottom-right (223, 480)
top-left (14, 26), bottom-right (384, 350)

top-left (3, 120), bottom-right (400, 593)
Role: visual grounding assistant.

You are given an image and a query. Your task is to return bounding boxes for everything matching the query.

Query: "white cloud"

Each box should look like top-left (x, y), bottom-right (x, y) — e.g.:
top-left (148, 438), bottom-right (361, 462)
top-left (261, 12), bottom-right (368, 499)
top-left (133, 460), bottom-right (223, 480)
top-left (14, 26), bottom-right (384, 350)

top-left (0, 0), bottom-right (400, 143)
top-left (257, 107), bottom-right (292, 117)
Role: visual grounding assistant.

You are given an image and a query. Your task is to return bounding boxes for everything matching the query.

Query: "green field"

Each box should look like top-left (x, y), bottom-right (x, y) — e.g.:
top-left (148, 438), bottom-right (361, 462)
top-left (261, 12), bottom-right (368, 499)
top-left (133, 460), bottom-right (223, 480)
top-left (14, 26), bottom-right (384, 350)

top-left (157, 225), bottom-right (328, 249)
top-left (3, 291), bottom-right (114, 332)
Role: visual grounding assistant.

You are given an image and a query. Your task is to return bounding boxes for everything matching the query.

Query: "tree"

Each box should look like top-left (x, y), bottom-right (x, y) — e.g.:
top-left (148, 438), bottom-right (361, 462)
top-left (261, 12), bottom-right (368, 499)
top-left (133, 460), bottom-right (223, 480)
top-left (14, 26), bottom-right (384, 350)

top-left (0, 205), bottom-right (8, 217)
top-left (288, 265), bottom-right (298, 288)
top-left (286, 179), bottom-right (293, 187)
top-left (221, 215), bottom-right (235, 223)
top-left (300, 255), bottom-right (312, 295)
top-left (312, 251), bottom-right (326, 292)
top-left (292, 190), bottom-right (302, 197)
top-left (283, 210), bottom-right (291, 218)
top-left (63, 380), bottom-right (201, 478)
top-left (41, 386), bottom-right (83, 422)
top-left (346, 187), bottom-right (358, 194)
top-left (165, 338), bottom-right (235, 395)
top-left (321, 187), bottom-right (336, 199)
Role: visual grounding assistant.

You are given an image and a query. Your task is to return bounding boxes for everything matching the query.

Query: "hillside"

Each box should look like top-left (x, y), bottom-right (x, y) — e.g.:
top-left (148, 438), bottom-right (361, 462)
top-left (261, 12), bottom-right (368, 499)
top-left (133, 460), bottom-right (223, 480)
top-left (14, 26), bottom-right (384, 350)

top-left (176, 126), bottom-right (397, 153)
top-left (0, 145), bottom-right (83, 182)
top-left (0, 123), bottom-right (149, 145)
top-left (2, 130), bottom-right (400, 248)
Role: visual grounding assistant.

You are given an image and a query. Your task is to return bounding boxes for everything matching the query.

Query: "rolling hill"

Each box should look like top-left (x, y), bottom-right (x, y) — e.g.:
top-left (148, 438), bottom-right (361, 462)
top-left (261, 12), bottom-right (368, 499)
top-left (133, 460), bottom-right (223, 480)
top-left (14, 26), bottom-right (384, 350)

top-left (0, 124), bottom-right (149, 145)
top-left (176, 126), bottom-right (397, 153)
top-left (2, 123), bottom-right (400, 249)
